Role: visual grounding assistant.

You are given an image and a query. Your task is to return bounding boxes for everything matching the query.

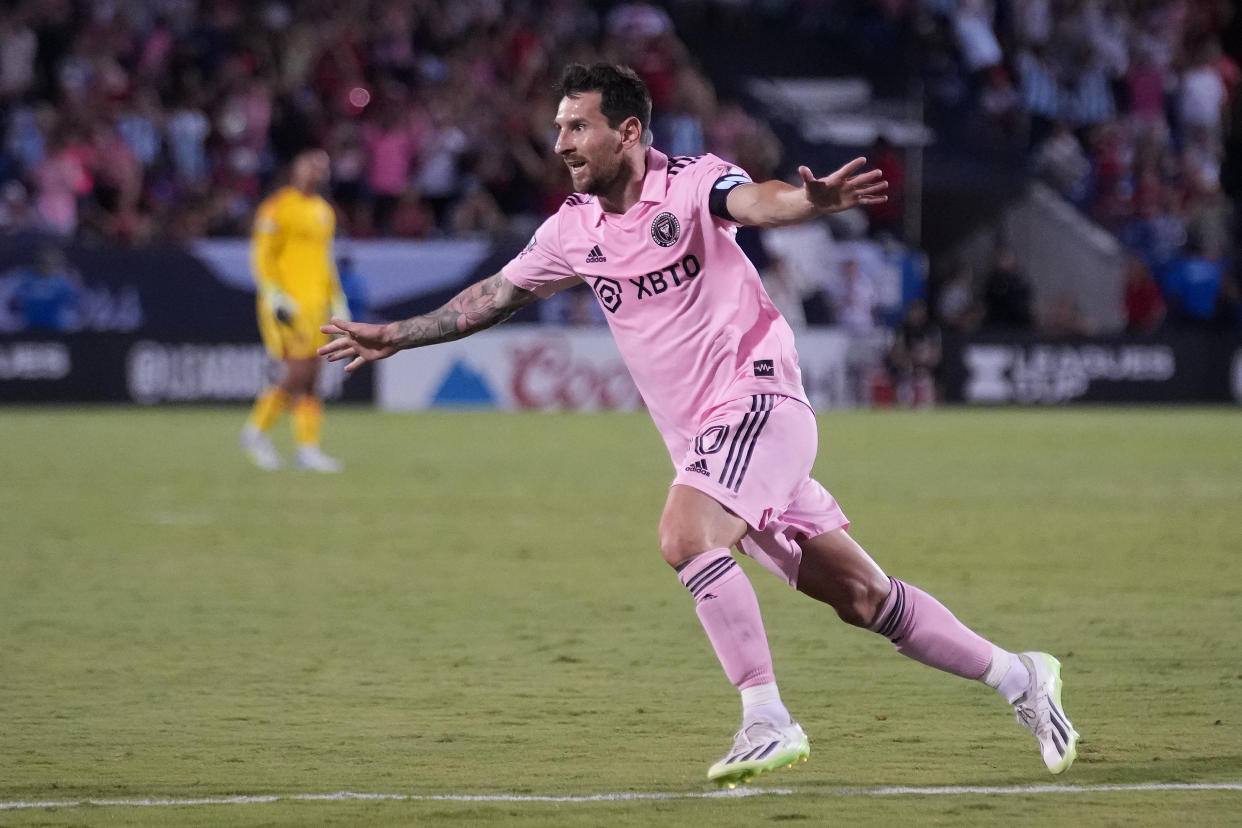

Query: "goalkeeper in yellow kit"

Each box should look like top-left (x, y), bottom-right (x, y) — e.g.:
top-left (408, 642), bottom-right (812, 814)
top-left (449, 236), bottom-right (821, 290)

top-left (240, 149), bottom-right (347, 472)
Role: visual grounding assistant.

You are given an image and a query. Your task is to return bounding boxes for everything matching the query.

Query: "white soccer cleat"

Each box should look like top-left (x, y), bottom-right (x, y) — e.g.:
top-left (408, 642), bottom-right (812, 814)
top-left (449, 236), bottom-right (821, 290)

top-left (240, 426), bottom-right (283, 471)
top-left (1013, 652), bottom-right (1079, 774)
top-left (295, 445), bottom-right (343, 473)
top-left (707, 718), bottom-right (810, 788)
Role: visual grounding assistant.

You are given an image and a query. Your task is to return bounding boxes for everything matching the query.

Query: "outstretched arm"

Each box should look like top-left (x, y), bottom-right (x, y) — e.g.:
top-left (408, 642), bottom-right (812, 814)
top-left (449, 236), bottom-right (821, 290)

top-left (318, 271), bottom-right (537, 372)
top-left (725, 157), bottom-right (888, 229)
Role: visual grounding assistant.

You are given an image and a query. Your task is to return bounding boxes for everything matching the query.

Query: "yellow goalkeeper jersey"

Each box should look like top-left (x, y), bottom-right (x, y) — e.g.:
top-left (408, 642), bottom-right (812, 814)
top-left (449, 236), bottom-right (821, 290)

top-left (251, 186), bottom-right (339, 310)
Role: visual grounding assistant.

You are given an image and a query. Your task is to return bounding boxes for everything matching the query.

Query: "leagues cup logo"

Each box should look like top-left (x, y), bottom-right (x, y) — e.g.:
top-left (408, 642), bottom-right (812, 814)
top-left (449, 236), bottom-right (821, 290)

top-left (650, 212), bottom-right (680, 247)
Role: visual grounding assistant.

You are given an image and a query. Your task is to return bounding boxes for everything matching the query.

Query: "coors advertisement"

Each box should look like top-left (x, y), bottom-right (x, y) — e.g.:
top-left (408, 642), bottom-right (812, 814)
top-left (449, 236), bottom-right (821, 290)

top-left (942, 334), bottom-right (1242, 405)
top-left (375, 327), bottom-right (856, 412)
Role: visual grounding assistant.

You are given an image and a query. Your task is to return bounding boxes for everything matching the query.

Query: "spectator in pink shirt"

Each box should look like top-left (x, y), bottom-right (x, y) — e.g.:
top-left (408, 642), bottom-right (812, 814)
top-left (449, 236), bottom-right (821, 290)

top-left (362, 105), bottom-right (422, 233)
top-left (34, 131), bottom-right (90, 237)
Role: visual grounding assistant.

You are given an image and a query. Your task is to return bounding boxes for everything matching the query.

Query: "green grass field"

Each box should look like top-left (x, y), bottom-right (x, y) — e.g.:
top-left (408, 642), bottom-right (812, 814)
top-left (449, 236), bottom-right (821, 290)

top-left (2, 406), bottom-right (1240, 826)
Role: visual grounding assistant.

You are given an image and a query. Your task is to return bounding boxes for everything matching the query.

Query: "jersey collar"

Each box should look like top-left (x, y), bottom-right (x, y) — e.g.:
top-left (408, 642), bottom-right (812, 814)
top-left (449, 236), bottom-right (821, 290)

top-left (588, 147), bottom-right (669, 226)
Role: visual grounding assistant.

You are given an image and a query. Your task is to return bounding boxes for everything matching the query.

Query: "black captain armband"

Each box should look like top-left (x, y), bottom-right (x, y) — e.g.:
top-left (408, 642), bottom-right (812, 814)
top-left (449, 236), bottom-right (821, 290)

top-left (708, 172), bottom-right (752, 221)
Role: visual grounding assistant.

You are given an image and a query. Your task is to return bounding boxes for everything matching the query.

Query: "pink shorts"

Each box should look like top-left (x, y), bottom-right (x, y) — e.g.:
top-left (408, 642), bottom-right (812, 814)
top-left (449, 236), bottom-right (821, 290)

top-left (671, 394), bottom-right (850, 587)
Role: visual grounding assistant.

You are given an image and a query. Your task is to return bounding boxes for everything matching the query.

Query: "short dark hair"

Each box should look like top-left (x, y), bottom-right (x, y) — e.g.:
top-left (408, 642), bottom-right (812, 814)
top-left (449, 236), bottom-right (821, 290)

top-left (556, 63), bottom-right (652, 135)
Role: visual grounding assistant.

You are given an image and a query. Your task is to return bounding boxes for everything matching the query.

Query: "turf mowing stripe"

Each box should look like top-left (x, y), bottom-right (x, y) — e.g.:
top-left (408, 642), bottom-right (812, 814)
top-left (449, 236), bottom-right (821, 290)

top-left (1, 782), bottom-right (1240, 810)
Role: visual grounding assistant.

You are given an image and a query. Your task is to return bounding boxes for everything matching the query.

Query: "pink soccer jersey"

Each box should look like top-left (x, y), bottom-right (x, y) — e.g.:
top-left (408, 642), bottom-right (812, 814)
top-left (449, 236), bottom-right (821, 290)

top-left (502, 148), bottom-right (809, 461)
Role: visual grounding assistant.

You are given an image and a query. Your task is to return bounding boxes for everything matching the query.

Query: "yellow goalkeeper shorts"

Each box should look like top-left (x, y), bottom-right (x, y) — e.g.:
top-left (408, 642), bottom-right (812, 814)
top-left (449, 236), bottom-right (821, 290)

top-left (258, 305), bottom-right (331, 360)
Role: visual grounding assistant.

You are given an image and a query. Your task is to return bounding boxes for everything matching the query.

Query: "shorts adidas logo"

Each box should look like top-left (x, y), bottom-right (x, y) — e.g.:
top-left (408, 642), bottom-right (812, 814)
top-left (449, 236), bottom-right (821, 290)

top-left (684, 458), bottom-right (709, 476)
top-left (585, 244), bottom-right (607, 263)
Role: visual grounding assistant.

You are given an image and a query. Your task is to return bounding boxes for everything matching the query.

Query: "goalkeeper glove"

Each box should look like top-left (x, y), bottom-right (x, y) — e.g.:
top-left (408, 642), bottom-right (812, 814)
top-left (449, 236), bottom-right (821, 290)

top-left (261, 286), bottom-right (299, 326)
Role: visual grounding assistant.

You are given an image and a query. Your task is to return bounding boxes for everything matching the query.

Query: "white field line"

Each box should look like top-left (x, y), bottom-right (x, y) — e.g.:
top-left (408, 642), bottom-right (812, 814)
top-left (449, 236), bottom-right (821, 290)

top-left (1, 782), bottom-right (1240, 811)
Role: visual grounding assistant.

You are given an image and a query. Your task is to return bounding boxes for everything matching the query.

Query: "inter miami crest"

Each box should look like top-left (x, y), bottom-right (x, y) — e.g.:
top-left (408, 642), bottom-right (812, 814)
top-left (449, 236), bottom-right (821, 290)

top-left (650, 212), bottom-right (680, 247)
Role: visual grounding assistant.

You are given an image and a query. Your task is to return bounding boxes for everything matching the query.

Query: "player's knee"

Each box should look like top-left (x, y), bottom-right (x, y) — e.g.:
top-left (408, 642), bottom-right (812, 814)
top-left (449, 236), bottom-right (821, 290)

top-left (282, 360), bottom-right (318, 394)
top-left (833, 573), bottom-right (890, 627)
top-left (657, 523), bottom-right (710, 568)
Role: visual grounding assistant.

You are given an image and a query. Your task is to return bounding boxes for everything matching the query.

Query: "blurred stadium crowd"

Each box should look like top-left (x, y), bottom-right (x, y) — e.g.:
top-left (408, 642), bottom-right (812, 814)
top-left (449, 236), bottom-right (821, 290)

top-left (0, 0), bottom-right (783, 244)
top-left (922, 0), bottom-right (1238, 332)
top-left (0, 0), bottom-right (1236, 342)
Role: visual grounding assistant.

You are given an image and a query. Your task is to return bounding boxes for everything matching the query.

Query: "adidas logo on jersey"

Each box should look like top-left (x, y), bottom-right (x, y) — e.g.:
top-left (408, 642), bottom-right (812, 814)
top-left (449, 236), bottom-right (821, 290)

top-left (585, 245), bottom-right (607, 263)
top-left (684, 458), bottom-right (709, 476)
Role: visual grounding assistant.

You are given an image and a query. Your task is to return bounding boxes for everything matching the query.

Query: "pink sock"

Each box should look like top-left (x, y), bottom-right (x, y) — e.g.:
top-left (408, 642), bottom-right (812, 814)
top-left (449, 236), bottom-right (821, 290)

top-left (868, 577), bottom-right (993, 679)
top-left (677, 548), bottom-right (776, 689)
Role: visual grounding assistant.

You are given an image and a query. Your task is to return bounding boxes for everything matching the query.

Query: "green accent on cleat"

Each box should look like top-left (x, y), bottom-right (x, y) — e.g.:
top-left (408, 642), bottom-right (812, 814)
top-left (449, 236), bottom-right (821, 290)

top-left (1043, 654), bottom-right (1079, 774)
top-left (707, 721), bottom-right (810, 789)
top-left (1015, 652), bottom-right (1080, 775)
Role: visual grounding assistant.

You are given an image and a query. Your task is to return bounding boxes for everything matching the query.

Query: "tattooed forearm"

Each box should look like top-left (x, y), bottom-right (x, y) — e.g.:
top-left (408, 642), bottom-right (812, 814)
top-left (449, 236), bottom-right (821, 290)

top-left (389, 272), bottom-right (536, 350)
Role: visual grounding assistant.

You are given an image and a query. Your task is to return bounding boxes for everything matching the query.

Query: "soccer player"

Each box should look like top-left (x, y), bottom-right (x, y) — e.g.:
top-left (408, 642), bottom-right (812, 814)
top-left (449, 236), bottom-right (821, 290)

top-left (319, 64), bottom-right (1078, 785)
top-left (241, 148), bottom-right (347, 473)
